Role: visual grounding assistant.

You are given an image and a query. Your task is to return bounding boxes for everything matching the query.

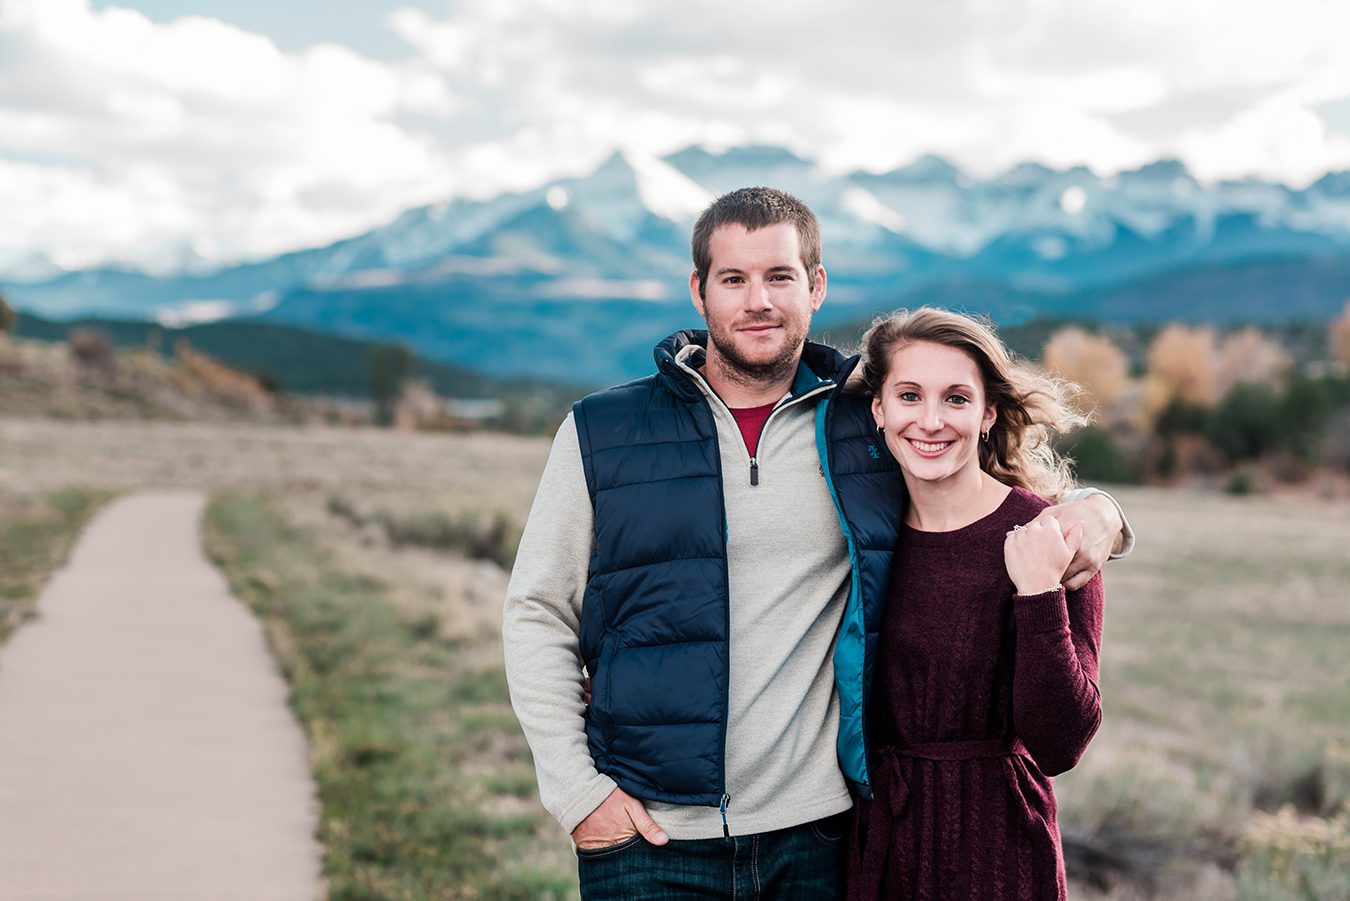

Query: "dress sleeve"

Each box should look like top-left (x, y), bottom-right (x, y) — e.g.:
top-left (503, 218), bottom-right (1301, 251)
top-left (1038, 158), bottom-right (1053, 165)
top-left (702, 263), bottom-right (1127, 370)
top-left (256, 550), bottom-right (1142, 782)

top-left (1010, 572), bottom-right (1104, 776)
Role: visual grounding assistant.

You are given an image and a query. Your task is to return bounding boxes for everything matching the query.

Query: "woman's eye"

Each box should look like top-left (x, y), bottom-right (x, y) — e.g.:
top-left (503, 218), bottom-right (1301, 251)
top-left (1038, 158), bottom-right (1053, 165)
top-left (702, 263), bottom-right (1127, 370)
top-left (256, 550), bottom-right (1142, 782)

top-left (947, 395), bottom-right (970, 405)
top-left (899, 391), bottom-right (919, 402)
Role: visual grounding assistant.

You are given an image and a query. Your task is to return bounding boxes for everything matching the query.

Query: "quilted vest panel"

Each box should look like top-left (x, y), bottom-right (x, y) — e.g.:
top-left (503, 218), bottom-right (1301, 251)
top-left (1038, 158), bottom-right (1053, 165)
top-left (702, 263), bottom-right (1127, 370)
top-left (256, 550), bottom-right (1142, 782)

top-left (572, 374), bottom-right (730, 806)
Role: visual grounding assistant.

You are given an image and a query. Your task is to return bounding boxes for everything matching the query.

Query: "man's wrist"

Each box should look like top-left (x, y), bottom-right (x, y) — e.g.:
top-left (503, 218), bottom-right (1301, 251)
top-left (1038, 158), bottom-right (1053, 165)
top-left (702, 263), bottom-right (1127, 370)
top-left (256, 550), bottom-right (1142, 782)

top-left (1085, 494), bottom-right (1123, 553)
top-left (1069, 487), bottom-right (1134, 560)
top-left (559, 776), bottom-right (620, 835)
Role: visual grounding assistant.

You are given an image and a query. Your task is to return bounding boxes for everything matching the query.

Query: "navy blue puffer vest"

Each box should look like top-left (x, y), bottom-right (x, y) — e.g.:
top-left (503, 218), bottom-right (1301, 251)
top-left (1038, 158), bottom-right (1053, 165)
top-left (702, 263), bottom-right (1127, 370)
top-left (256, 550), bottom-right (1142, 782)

top-left (572, 331), bottom-right (903, 806)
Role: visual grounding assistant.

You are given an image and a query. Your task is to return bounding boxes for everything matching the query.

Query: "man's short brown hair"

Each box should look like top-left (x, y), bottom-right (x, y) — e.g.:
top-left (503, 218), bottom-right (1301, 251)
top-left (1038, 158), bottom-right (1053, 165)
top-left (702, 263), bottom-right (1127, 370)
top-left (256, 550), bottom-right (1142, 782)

top-left (691, 187), bottom-right (821, 298)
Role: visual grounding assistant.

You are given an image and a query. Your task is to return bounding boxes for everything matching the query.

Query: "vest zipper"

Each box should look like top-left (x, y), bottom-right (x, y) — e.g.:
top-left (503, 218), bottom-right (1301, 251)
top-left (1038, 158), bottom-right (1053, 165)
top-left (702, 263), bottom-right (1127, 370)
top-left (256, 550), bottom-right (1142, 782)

top-left (720, 793), bottom-right (731, 838)
top-left (749, 458), bottom-right (759, 486)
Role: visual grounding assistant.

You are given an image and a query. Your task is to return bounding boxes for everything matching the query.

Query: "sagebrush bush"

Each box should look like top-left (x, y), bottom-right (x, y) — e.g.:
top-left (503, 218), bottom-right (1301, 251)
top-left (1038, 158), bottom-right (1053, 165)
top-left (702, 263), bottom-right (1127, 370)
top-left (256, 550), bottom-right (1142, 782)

top-left (1237, 807), bottom-right (1350, 901)
top-left (326, 494), bottom-right (521, 569)
top-left (1057, 753), bottom-right (1236, 894)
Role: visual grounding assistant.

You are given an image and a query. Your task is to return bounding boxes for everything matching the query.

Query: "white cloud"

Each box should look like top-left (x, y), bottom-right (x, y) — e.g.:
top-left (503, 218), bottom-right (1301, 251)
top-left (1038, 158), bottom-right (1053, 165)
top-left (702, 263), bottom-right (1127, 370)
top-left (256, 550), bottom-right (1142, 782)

top-left (4, 0), bottom-right (1350, 273)
top-left (0, 0), bottom-right (456, 271)
top-left (376, 0), bottom-right (1350, 185)
top-left (1182, 98), bottom-right (1350, 186)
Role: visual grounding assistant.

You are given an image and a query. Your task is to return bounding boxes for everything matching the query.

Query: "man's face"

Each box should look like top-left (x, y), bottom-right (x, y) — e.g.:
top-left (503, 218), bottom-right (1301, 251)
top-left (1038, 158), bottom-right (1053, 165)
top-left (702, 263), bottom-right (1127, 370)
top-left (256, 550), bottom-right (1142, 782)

top-left (689, 222), bottom-right (826, 385)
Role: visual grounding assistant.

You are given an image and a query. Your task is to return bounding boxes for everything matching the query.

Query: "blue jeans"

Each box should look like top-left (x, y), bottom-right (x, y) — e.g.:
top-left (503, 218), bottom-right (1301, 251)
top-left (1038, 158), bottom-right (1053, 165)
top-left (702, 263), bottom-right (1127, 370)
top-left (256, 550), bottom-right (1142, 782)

top-left (576, 812), bottom-right (848, 900)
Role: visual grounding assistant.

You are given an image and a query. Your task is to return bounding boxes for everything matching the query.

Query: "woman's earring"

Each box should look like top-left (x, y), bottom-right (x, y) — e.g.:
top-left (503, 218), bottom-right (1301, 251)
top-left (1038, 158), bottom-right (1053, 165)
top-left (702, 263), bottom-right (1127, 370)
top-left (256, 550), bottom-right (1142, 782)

top-left (876, 424), bottom-right (885, 436)
top-left (980, 430), bottom-right (989, 443)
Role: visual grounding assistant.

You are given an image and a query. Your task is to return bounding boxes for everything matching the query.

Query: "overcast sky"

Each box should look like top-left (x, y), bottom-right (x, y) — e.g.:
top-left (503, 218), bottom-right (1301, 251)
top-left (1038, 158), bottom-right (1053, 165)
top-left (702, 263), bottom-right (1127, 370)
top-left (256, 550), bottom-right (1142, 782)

top-left (4, 0), bottom-right (1350, 274)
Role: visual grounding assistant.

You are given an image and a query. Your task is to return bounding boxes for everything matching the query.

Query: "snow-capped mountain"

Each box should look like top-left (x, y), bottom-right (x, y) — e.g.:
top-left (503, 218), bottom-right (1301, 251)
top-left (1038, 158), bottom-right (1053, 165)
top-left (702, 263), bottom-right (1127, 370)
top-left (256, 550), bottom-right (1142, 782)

top-left (5, 145), bottom-right (1350, 384)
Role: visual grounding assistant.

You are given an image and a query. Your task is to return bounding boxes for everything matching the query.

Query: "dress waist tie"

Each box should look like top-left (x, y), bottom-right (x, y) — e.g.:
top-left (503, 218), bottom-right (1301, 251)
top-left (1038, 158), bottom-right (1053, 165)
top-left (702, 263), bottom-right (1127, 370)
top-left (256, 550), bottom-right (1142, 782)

top-left (851, 738), bottom-right (1030, 900)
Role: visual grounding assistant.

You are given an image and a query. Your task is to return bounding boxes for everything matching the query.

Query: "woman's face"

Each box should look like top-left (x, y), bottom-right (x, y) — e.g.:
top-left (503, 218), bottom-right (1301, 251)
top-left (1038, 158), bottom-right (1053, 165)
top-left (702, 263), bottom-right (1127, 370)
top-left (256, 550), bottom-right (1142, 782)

top-left (871, 340), bottom-right (996, 487)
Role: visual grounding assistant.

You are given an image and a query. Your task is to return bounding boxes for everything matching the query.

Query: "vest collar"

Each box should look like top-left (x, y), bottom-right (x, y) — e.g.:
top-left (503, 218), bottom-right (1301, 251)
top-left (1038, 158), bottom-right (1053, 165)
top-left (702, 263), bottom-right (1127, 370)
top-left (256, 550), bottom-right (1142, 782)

top-left (654, 330), bottom-right (857, 402)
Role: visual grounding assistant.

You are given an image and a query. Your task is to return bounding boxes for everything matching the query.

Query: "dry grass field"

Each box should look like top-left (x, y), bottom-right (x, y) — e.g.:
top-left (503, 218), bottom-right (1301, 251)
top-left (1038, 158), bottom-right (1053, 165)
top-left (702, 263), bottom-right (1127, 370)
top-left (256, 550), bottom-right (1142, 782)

top-left (1, 416), bottom-right (1347, 899)
top-left (1056, 488), bottom-right (1350, 899)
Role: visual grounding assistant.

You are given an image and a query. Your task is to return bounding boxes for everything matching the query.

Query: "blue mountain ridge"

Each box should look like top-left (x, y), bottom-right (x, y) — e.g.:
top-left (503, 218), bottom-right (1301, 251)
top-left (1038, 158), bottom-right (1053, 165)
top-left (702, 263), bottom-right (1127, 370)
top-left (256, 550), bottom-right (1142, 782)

top-left (5, 145), bottom-right (1350, 384)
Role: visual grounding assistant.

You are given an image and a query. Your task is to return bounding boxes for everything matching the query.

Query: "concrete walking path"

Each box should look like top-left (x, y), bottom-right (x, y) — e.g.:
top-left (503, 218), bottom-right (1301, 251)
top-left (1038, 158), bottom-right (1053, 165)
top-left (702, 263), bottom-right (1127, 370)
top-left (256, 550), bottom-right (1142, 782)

top-left (0, 491), bottom-right (324, 900)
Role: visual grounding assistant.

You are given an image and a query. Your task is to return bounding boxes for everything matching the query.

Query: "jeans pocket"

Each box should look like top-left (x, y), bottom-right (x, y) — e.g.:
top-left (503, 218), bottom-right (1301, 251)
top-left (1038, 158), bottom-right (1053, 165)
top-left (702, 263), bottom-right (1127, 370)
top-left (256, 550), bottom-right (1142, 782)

top-left (806, 813), bottom-right (848, 845)
top-left (576, 834), bottom-right (644, 859)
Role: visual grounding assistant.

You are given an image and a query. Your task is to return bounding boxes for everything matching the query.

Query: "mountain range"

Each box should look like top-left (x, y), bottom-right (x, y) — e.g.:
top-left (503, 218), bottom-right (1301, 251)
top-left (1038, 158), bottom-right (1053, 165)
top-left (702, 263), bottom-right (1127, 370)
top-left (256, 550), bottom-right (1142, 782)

top-left (6, 145), bottom-right (1350, 385)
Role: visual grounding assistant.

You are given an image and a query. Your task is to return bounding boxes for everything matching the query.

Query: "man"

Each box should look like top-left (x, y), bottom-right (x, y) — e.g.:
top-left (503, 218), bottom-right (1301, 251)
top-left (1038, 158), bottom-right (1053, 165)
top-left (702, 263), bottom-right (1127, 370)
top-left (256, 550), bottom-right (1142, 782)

top-left (503, 187), bottom-right (1129, 899)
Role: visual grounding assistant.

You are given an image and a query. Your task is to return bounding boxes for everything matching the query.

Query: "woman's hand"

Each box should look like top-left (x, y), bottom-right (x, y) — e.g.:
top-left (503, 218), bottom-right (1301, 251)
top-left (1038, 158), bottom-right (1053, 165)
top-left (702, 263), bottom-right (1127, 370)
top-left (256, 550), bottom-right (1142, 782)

top-left (1004, 515), bottom-right (1082, 596)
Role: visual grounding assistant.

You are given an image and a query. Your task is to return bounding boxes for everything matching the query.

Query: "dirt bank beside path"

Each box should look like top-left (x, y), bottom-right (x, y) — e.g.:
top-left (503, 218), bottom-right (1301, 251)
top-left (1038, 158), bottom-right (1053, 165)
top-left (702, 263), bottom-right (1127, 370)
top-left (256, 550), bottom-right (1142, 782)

top-left (0, 491), bottom-right (323, 900)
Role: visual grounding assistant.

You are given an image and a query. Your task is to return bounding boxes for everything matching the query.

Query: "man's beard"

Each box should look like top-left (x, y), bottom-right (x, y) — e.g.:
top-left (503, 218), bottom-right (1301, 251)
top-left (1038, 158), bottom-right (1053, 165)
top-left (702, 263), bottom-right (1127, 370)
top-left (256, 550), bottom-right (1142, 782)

top-left (705, 315), bottom-right (807, 389)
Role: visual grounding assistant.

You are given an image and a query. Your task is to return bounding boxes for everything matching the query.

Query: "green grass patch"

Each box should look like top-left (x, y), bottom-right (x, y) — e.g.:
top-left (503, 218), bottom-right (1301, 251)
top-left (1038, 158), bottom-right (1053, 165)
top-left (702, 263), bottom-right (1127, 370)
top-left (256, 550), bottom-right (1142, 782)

top-left (0, 487), bottom-right (115, 641)
top-left (203, 492), bottom-right (569, 900)
top-left (484, 766), bottom-right (543, 800)
top-left (1290, 685), bottom-right (1350, 729)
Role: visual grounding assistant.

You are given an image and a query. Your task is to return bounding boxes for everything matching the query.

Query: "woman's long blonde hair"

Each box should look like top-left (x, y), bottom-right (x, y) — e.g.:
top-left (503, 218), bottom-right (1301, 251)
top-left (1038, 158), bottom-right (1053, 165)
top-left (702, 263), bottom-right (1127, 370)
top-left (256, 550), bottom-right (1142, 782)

top-left (859, 307), bottom-right (1088, 500)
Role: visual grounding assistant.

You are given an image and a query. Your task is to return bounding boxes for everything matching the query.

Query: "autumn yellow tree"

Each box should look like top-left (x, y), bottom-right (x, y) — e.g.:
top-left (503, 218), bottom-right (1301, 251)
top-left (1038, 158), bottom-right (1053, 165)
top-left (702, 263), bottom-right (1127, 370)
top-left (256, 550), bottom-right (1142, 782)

top-left (1213, 327), bottom-right (1290, 400)
top-left (1331, 299), bottom-right (1350, 366)
top-left (0, 290), bottom-right (14, 336)
top-left (1140, 324), bottom-right (1217, 424)
top-left (1041, 327), bottom-right (1129, 418)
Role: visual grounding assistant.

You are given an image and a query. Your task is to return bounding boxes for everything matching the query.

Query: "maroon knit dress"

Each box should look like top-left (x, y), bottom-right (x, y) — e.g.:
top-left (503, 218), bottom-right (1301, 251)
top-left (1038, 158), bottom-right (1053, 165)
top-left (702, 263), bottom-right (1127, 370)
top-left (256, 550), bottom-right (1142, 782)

top-left (848, 487), bottom-right (1104, 901)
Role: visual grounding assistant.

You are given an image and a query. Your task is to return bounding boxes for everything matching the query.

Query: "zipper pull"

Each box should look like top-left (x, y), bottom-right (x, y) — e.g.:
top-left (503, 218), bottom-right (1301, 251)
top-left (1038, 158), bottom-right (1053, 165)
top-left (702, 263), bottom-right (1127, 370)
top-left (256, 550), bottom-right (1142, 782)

top-left (720, 793), bottom-right (731, 838)
top-left (749, 458), bottom-right (759, 486)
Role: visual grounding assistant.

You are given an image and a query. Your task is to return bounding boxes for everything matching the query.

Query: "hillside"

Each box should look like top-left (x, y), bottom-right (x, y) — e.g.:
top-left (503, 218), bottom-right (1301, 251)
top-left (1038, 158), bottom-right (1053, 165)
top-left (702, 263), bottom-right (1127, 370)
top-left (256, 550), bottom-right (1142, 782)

top-left (0, 332), bottom-right (283, 423)
top-left (9, 313), bottom-right (587, 405)
top-left (2, 313), bottom-right (586, 434)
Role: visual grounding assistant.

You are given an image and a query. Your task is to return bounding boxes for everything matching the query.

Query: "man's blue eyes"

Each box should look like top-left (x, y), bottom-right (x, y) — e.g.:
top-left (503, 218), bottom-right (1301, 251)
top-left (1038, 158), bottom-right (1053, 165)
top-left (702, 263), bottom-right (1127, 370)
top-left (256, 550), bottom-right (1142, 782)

top-left (721, 275), bottom-right (793, 284)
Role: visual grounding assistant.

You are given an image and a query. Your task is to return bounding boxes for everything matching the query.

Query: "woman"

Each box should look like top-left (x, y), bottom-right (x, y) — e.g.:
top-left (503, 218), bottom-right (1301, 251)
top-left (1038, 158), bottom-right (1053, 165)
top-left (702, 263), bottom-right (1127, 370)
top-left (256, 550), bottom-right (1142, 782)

top-left (848, 307), bottom-right (1104, 901)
